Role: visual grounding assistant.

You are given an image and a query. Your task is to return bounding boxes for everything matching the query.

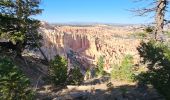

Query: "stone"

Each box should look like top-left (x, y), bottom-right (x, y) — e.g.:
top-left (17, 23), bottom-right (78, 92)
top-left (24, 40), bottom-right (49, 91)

top-left (37, 22), bottom-right (141, 71)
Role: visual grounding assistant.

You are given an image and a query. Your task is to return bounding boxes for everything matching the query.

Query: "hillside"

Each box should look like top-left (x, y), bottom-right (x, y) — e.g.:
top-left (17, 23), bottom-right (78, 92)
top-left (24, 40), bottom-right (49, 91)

top-left (34, 22), bottom-right (145, 72)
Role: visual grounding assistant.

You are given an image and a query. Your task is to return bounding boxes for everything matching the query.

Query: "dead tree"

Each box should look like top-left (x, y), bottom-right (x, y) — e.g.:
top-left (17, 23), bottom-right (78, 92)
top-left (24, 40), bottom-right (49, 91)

top-left (131, 0), bottom-right (169, 40)
top-left (155, 0), bottom-right (167, 39)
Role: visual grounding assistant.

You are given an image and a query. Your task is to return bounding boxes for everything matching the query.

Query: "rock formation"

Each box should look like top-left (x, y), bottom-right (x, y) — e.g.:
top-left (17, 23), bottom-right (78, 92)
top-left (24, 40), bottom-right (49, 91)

top-left (38, 22), bottom-right (142, 71)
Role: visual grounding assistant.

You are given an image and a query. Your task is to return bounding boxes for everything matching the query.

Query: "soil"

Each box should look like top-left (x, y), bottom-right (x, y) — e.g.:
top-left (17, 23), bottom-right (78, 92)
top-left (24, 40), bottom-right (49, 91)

top-left (16, 56), bottom-right (165, 100)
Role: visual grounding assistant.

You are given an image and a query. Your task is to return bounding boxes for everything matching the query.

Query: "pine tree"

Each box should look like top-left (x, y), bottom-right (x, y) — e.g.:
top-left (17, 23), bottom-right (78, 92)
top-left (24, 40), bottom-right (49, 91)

top-left (0, 0), bottom-right (42, 56)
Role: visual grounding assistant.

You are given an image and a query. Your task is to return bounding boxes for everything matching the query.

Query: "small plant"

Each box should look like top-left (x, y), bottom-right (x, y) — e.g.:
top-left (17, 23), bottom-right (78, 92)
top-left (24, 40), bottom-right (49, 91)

top-left (165, 31), bottom-right (170, 37)
top-left (68, 67), bottom-right (84, 85)
top-left (111, 55), bottom-right (135, 81)
top-left (0, 56), bottom-right (34, 100)
top-left (96, 56), bottom-right (104, 76)
top-left (144, 26), bottom-right (154, 33)
top-left (49, 55), bottom-right (84, 86)
top-left (133, 26), bottom-right (153, 38)
top-left (95, 56), bottom-right (109, 77)
top-left (135, 32), bottom-right (147, 38)
top-left (49, 55), bottom-right (68, 86)
top-left (84, 68), bottom-right (91, 80)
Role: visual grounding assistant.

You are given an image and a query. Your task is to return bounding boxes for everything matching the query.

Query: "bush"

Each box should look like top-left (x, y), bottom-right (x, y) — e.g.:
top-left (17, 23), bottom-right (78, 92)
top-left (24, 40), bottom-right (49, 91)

top-left (165, 31), bottom-right (170, 37)
top-left (0, 56), bottom-right (34, 100)
top-left (144, 26), bottom-right (154, 33)
top-left (137, 40), bottom-right (170, 100)
top-left (68, 67), bottom-right (84, 85)
top-left (135, 32), bottom-right (147, 38)
top-left (95, 56), bottom-right (109, 77)
top-left (84, 68), bottom-right (91, 80)
top-left (49, 55), bottom-right (84, 86)
top-left (49, 55), bottom-right (68, 86)
top-left (111, 55), bottom-right (135, 81)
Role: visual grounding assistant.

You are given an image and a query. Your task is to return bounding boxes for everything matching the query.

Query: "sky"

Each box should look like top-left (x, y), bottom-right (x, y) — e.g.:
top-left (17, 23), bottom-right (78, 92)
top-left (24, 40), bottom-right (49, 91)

top-left (35, 0), bottom-right (154, 24)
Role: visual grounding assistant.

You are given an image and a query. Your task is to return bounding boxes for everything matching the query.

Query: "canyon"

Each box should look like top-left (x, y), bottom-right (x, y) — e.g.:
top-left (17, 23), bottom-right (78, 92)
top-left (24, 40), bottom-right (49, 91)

top-left (37, 22), bottom-right (143, 71)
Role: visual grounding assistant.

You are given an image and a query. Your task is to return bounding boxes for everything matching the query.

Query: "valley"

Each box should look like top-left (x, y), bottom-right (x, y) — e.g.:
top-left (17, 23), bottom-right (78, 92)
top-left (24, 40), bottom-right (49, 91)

top-left (37, 22), bottom-right (143, 72)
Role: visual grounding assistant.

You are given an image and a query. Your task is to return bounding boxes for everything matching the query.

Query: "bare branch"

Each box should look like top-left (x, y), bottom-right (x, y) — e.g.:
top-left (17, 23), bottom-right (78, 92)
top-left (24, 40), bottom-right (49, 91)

top-left (130, 7), bottom-right (156, 16)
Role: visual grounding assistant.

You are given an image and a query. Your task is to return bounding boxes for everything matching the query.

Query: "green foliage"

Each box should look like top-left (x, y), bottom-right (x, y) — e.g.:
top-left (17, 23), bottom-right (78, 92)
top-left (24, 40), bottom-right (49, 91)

top-left (165, 31), bottom-right (170, 38)
top-left (111, 55), bottom-right (135, 81)
top-left (68, 67), bottom-right (84, 85)
top-left (10, 31), bottom-right (25, 45)
top-left (137, 40), bottom-right (170, 99)
top-left (0, 56), bottom-right (34, 100)
top-left (96, 56), bottom-right (104, 76)
top-left (0, 0), bottom-right (42, 55)
top-left (49, 55), bottom-right (84, 86)
top-left (144, 26), bottom-right (154, 33)
top-left (133, 26), bottom-right (153, 38)
top-left (85, 68), bottom-right (91, 79)
top-left (135, 32), bottom-right (147, 38)
top-left (49, 55), bottom-right (68, 86)
top-left (95, 56), bottom-right (109, 77)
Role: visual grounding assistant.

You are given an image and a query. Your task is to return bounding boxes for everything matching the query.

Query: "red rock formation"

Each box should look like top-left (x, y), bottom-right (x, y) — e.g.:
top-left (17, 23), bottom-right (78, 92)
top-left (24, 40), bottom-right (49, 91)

top-left (38, 22), bottom-right (141, 71)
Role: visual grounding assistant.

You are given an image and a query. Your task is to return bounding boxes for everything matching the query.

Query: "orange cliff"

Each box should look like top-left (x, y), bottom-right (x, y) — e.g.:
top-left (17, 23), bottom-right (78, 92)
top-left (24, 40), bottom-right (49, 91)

top-left (37, 22), bottom-right (142, 71)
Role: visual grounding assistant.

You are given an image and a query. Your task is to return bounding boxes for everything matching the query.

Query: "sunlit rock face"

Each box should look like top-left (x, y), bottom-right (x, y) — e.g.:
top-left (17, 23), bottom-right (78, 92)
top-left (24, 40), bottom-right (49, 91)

top-left (38, 22), bottom-right (141, 70)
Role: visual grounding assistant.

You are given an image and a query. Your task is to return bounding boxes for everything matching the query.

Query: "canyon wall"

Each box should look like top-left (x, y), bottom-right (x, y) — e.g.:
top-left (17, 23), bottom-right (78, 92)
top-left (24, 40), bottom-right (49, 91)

top-left (38, 22), bottom-right (141, 71)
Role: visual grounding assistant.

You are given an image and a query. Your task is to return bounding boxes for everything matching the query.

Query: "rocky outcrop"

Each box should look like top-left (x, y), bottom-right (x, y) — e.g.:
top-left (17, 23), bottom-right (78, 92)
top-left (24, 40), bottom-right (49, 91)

top-left (38, 22), bottom-right (141, 70)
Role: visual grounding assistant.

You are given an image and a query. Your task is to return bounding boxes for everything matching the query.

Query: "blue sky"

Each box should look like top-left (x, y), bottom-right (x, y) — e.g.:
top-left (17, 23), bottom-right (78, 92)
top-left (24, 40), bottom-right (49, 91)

top-left (35, 0), bottom-right (154, 24)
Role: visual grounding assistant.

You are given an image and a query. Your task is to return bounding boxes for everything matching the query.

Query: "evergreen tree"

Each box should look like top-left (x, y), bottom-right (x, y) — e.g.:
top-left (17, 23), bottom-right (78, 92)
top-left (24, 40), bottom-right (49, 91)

top-left (0, 56), bottom-right (34, 100)
top-left (0, 0), bottom-right (42, 56)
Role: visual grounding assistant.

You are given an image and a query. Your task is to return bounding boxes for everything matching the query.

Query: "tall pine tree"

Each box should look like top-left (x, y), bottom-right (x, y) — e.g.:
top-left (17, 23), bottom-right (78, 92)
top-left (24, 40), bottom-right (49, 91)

top-left (0, 0), bottom-right (42, 56)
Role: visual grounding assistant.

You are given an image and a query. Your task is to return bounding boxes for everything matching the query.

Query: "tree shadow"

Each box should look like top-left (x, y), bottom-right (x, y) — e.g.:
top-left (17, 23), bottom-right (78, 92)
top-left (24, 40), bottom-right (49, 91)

top-left (86, 85), bottom-right (162, 100)
top-left (47, 84), bottom-right (163, 100)
top-left (82, 76), bottom-right (110, 85)
top-left (136, 40), bottom-right (170, 100)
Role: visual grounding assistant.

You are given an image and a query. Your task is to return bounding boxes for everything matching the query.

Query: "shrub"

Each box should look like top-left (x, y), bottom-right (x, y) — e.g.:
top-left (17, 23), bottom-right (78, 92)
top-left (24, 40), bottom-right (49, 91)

top-left (135, 32), bottom-right (147, 38)
top-left (49, 55), bottom-right (68, 86)
top-left (0, 56), bottom-right (34, 100)
top-left (68, 67), bottom-right (84, 85)
top-left (111, 55), bottom-right (135, 81)
top-left (95, 56), bottom-right (109, 77)
top-left (49, 55), bottom-right (84, 86)
top-left (84, 68), bottom-right (91, 80)
top-left (133, 26), bottom-right (153, 38)
top-left (165, 31), bottom-right (170, 37)
top-left (137, 40), bottom-right (170, 100)
top-left (144, 26), bottom-right (154, 33)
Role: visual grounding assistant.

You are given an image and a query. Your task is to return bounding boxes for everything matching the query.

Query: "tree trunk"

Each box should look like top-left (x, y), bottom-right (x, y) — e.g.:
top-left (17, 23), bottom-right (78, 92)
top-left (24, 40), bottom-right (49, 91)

top-left (29, 32), bottom-right (49, 63)
top-left (154, 0), bottom-right (167, 40)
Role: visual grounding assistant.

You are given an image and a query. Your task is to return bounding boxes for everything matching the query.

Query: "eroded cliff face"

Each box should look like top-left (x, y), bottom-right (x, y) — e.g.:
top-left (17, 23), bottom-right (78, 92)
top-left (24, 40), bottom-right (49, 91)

top-left (38, 22), bottom-right (141, 71)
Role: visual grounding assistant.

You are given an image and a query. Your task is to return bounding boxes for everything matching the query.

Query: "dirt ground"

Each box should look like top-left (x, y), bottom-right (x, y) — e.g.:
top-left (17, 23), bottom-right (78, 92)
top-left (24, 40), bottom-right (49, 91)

top-left (16, 56), bottom-right (165, 100)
